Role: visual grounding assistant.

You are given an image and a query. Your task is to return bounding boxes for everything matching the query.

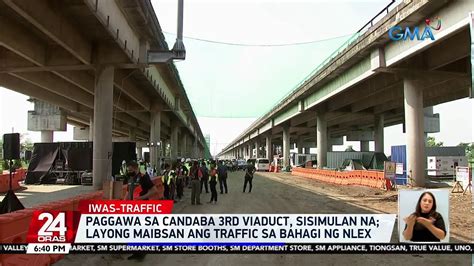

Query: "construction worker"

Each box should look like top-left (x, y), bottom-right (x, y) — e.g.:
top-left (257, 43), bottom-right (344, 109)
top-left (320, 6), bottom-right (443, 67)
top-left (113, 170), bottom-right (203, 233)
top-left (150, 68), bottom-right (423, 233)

top-left (243, 161), bottom-right (256, 193)
top-left (120, 160), bottom-right (128, 184)
top-left (139, 160), bottom-right (146, 174)
top-left (190, 161), bottom-right (202, 205)
top-left (217, 161), bottom-right (228, 194)
top-left (208, 165), bottom-right (218, 204)
top-left (186, 161), bottom-right (193, 188)
top-left (160, 158), bottom-right (166, 175)
top-left (200, 161), bottom-right (209, 193)
top-left (123, 160), bottom-right (158, 261)
top-left (146, 162), bottom-right (154, 177)
top-left (120, 160), bottom-right (127, 176)
top-left (168, 163), bottom-right (177, 202)
top-left (175, 162), bottom-right (185, 201)
top-left (161, 163), bottom-right (171, 199)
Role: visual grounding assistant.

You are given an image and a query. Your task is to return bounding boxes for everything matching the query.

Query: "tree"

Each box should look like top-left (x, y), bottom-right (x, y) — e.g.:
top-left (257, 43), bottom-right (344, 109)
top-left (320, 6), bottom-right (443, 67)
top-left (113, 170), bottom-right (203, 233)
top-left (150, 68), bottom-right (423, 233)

top-left (20, 134), bottom-right (34, 154)
top-left (345, 145), bottom-right (355, 152)
top-left (458, 142), bottom-right (474, 160)
top-left (426, 136), bottom-right (443, 147)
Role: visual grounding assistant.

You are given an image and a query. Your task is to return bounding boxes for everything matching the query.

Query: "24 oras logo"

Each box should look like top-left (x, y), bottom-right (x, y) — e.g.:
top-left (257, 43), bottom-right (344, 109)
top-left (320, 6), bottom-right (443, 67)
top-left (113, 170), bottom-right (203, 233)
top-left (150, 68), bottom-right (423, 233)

top-left (26, 211), bottom-right (78, 243)
top-left (389, 17), bottom-right (442, 41)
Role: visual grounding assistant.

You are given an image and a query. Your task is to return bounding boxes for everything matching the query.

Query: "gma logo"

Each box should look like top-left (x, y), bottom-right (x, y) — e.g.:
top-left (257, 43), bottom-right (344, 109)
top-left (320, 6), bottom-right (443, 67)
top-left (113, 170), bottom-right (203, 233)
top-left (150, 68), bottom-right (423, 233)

top-left (388, 26), bottom-right (435, 41)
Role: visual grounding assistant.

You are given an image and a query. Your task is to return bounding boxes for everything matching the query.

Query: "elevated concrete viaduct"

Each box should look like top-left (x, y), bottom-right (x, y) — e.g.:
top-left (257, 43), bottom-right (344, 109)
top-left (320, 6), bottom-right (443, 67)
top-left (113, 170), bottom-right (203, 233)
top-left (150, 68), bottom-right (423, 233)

top-left (0, 0), bottom-right (207, 189)
top-left (219, 0), bottom-right (473, 187)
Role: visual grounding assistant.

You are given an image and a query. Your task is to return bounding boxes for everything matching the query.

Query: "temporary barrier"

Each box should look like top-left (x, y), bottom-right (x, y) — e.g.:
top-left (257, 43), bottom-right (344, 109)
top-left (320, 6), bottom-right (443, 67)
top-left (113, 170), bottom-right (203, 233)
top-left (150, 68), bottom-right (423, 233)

top-left (375, 171), bottom-right (385, 189)
top-left (0, 209), bottom-right (35, 263)
top-left (0, 188), bottom-right (105, 265)
top-left (151, 176), bottom-right (165, 199)
top-left (292, 167), bottom-right (385, 190)
top-left (0, 169), bottom-right (27, 193)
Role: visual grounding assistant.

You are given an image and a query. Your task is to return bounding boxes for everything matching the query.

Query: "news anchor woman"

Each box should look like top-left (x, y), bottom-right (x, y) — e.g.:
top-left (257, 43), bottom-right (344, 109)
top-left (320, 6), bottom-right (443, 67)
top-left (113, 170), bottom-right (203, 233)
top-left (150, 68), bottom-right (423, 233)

top-left (403, 191), bottom-right (446, 242)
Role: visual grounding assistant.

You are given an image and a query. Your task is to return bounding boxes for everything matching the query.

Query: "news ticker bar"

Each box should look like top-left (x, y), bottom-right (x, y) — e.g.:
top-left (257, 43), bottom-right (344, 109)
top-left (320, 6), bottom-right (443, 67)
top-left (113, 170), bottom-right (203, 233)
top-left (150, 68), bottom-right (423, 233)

top-left (1, 243), bottom-right (473, 254)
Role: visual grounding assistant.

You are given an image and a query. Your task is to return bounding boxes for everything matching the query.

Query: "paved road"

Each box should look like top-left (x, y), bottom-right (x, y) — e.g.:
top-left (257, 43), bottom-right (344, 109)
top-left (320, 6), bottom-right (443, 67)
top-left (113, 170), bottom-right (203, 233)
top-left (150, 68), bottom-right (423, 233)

top-left (58, 171), bottom-right (471, 266)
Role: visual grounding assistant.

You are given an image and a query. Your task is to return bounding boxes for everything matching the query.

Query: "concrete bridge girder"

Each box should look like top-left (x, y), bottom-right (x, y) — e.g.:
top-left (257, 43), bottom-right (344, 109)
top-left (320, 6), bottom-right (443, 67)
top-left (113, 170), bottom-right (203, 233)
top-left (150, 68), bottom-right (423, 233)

top-left (0, 0), bottom-right (207, 189)
top-left (219, 1), bottom-right (473, 164)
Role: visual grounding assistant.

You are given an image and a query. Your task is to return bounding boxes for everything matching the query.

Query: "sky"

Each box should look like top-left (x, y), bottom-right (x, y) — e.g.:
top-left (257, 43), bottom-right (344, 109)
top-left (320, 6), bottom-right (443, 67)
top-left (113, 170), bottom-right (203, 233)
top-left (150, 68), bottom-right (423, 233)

top-left (0, 0), bottom-right (473, 156)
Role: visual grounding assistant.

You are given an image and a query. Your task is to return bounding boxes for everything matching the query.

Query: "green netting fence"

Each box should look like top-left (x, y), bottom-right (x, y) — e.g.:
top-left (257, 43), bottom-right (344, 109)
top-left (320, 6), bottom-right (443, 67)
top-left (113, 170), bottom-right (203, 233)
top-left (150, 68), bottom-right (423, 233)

top-left (165, 32), bottom-right (359, 118)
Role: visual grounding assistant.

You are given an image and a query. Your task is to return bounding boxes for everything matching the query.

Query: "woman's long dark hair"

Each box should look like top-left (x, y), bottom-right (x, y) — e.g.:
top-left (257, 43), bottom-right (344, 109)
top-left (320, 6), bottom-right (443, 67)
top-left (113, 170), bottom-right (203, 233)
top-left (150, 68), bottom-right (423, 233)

top-left (414, 191), bottom-right (437, 218)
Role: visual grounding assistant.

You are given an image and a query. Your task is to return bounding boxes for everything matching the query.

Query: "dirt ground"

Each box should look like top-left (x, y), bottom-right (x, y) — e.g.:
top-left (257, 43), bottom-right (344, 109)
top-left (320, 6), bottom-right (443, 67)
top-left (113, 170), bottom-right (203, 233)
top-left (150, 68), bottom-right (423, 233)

top-left (56, 171), bottom-right (473, 266)
top-left (263, 171), bottom-right (473, 243)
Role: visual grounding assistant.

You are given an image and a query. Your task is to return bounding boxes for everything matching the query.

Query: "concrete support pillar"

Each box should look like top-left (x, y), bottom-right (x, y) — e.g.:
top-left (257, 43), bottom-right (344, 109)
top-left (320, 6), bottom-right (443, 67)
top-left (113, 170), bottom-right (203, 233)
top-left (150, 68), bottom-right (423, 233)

top-left (255, 141), bottom-right (260, 158)
top-left (193, 136), bottom-right (198, 159)
top-left (327, 134), bottom-right (333, 152)
top-left (423, 107), bottom-right (433, 145)
top-left (41, 131), bottom-right (54, 143)
top-left (360, 141), bottom-right (370, 152)
top-left (137, 147), bottom-right (143, 160)
top-left (129, 128), bottom-right (136, 142)
top-left (150, 111), bottom-right (161, 169)
top-left (282, 125), bottom-right (290, 168)
top-left (189, 137), bottom-right (193, 158)
top-left (316, 112), bottom-right (327, 169)
top-left (298, 144), bottom-right (303, 153)
top-left (163, 139), bottom-right (170, 158)
top-left (28, 99), bottom-right (65, 142)
top-left (265, 135), bottom-right (272, 161)
top-left (404, 79), bottom-right (426, 187)
top-left (92, 66), bottom-right (114, 190)
top-left (89, 117), bottom-right (94, 141)
top-left (181, 132), bottom-right (188, 158)
top-left (297, 137), bottom-right (303, 154)
top-left (374, 114), bottom-right (384, 153)
top-left (170, 122), bottom-right (179, 161)
top-left (128, 128), bottom-right (137, 159)
top-left (327, 143), bottom-right (333, 152)
top-left (185, 135), bottom-right (192, 159)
